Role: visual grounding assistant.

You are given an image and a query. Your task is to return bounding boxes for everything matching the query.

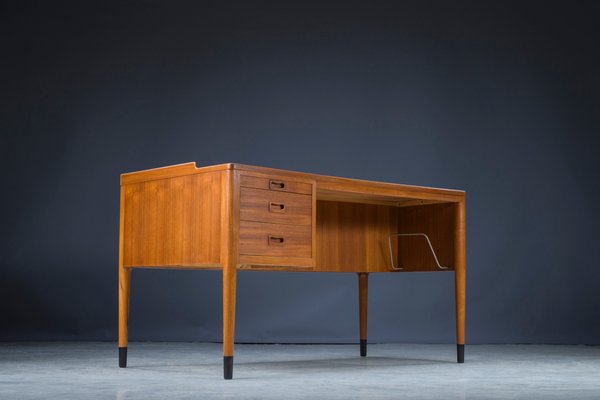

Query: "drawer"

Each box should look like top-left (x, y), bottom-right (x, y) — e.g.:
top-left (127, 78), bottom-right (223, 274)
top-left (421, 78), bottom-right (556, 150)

top-left (239, 221), bottom-right (311, 258)
top-left (240, 187), bottom-right (311, 226)
top-left (240, 174), bottom-right (312, 195)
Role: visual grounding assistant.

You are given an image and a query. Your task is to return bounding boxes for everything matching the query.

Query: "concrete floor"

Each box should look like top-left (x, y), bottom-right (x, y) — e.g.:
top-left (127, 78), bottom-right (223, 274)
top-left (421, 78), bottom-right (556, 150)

top-left (1, 343), bottom-right (599, 399)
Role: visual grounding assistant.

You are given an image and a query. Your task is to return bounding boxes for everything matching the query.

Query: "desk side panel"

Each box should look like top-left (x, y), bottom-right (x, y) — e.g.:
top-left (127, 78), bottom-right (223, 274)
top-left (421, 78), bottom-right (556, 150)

top-left (121, 171), bottom-right (222, 268)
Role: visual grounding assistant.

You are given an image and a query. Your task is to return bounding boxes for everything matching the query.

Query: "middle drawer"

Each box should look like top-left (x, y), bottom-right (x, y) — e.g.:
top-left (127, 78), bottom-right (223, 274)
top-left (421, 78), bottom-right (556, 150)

top-left (240, 187), bottom-right (311, 226)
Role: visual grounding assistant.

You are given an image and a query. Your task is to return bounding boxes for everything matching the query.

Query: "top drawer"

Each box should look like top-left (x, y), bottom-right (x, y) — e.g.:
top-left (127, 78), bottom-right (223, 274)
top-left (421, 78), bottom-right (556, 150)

top-left (240, 174), bottom-right (312, 195)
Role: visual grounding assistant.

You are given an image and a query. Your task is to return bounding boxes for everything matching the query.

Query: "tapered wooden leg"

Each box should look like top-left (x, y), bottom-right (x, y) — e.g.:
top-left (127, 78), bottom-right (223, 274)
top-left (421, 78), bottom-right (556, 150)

top-left (455, 201), bottom-right (466, 363)
top-left (223, 263), bottom-right (237, 379)
top-left (220, 168), bottom-right (238, 379)
top-left (358, 273), bottom-right (368, 357)
top-left (118, 266), bottom-right (131, 368)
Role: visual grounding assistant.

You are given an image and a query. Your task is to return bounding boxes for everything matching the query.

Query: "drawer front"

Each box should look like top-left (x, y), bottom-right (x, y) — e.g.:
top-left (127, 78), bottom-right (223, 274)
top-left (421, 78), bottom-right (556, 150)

top-left (240, 174), bottom-right (312, 195)
top-left (239, 221), bottom-right (311, 258)
top-left (240, 187), bottom-right (311, 226)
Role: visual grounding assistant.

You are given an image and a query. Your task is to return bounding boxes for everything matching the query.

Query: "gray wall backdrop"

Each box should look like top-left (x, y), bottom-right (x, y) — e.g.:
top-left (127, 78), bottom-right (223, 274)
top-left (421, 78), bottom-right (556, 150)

top-left (1, 1), bottom-right (599, 344)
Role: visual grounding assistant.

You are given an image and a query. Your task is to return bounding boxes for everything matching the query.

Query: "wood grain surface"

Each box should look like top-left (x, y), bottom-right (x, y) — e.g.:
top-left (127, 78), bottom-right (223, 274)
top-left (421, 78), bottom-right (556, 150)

top-left (240, 187), bottom-right (311, 226)
top-left (121, 171), bottom-right (222, 268)
top-left (395, 203), bottom-right (456, 272)
top-left (315, 201), bottom-right (398, 272)
top-left (239, 221), bottom-right (312, 258)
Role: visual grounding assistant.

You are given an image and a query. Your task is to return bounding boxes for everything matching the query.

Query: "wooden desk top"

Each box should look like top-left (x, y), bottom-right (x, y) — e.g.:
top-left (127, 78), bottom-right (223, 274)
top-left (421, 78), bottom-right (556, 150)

top-left (121, 162), bottom-right (465, 205)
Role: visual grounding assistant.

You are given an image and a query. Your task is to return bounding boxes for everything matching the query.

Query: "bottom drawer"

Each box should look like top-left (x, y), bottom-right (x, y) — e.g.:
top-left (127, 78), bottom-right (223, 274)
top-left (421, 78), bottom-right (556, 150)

top-left (239, 221), bottom-right (311, 258)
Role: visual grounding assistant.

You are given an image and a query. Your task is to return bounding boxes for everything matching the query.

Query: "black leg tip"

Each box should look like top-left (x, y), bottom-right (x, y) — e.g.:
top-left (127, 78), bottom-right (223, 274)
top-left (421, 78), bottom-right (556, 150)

top-left (360, 339), bottom-right (367, 357)
top-left (457, 344), bottom-right (464, 363)
top-left (119, 347), bottom-right (128, 368)
top-left (224, 356), bottom-right (233, 379)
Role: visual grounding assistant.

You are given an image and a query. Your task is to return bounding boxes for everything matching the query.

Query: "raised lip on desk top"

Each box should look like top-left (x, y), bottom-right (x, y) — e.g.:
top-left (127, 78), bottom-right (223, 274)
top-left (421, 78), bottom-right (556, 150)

top-left (120, 162), bottom-right (465, 199)
top-left (120, 162), bottom-right (233, 185)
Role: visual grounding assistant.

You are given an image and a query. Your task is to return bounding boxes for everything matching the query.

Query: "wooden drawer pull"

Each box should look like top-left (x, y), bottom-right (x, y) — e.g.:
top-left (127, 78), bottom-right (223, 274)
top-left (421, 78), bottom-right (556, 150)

top-left (268, 202), bottom-right (286, 213)
top-left (268, 235), bottom-right (285, 246)
top-left (269, 180), bottom-right (286, 191)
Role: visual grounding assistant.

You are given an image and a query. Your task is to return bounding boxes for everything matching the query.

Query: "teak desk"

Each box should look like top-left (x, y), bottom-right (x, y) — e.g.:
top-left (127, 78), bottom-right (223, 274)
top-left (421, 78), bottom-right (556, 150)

top-left (118, 162), bottom-right (466, 379)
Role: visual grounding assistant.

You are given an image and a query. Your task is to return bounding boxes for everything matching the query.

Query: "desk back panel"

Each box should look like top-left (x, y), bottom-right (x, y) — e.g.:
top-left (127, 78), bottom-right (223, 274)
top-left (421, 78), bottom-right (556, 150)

top-left (395, 203), bottom-right (456, 272)
top-left (315, 200), bottom-right (398, 272)
top-left (315, 201), bottom-right (456, 273)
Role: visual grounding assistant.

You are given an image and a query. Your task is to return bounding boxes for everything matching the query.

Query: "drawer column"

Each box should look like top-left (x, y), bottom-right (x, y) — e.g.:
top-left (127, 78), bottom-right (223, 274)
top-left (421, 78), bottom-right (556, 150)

top-left (238, 173), bottom-right (314, 269)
